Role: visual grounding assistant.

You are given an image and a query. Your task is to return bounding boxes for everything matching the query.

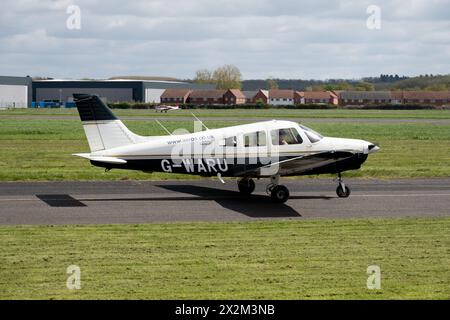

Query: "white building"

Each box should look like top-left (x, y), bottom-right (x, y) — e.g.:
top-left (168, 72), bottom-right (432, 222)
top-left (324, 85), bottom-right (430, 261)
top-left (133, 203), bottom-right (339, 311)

top-left (32, 78), bottom-right (213, 105)
top-left (268, 89), bottom-right (295, 106)
top-left (0, 76), bottom-right (32, 109)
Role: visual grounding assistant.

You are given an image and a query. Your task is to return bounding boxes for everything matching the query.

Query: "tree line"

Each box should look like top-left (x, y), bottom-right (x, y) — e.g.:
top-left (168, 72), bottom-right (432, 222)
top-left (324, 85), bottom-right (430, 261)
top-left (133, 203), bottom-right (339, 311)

top-left (193, 65), bottom-right (450, 91)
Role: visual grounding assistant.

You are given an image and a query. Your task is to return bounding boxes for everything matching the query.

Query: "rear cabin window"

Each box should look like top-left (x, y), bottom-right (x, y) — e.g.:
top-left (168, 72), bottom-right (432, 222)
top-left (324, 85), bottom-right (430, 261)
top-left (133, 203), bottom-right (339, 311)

top-left (271, 128), bottom-right (303, 145)
top-left (244, 131), bottom-right (267, 147)
top-left (224, 136), bottom-right (237, 147)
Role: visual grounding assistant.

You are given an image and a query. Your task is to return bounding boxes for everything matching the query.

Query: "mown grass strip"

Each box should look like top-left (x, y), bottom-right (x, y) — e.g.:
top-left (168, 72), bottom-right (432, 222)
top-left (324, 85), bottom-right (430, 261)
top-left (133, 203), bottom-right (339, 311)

top-left (0, 218), bottom-right (449, 299)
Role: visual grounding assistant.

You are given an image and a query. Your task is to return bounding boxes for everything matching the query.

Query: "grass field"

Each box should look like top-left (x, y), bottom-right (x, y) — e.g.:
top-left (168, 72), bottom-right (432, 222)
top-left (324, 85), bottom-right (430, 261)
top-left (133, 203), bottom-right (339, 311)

top-left (2, 107), bottom-right (450, 119)
top-left (0, 218), bottom-right (449, 299)
top-left (1, 109), bottom-right (450, 180)
top-left (1, 109), bottom-right (449, 301)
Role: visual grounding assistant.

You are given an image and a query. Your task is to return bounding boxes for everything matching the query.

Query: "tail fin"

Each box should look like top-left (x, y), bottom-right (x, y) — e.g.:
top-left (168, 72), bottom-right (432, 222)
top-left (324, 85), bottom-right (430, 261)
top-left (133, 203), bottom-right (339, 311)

top-left (73, 94), bottom-right (144, 152)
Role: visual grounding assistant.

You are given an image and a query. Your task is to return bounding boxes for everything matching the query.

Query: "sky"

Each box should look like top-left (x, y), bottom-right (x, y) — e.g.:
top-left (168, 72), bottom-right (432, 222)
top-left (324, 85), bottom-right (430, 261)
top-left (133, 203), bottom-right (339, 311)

top-left (1, 0), bottom-right (449, 80)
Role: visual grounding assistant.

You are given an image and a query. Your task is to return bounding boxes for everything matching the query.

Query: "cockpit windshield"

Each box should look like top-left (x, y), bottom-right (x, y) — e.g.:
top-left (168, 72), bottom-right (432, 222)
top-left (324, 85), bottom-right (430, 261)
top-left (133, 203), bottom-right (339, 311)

top-left (299, 125), bottom-right (324, 143)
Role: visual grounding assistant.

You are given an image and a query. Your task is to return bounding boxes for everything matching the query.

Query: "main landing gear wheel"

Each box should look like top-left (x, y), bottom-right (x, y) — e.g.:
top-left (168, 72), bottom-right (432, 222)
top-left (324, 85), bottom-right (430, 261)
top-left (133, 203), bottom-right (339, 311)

top-left (336, 173), bottom-right (351, 198)
top-left (270, 185), bottom-right (290, 203)
top-left (238, 178), bottom-right (256, 195)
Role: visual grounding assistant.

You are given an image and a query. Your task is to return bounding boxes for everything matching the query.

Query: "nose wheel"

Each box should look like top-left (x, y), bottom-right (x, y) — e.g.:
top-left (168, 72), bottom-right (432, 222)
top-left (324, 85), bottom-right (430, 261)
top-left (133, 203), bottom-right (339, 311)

top-left (336, 173), bottom-right (351, 198)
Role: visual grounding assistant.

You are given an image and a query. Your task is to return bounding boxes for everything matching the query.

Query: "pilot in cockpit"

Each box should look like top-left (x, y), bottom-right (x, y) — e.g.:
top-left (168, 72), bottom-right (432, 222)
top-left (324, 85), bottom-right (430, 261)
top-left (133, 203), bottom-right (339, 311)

top-left (279, 133), bottom-right (289, 145)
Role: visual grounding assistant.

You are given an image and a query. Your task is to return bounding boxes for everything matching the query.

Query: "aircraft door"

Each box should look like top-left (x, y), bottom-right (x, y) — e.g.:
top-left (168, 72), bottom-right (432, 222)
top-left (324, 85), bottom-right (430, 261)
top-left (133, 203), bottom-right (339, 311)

top-left (242, 130), bottom-right (269, 173)
top-left (270, 127), bottom-right (306, 160)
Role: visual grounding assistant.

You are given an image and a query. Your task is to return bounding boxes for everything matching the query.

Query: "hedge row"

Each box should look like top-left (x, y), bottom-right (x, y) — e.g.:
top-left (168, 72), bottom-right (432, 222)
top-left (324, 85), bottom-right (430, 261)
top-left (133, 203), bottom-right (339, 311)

top-left (107, 102), bottom-right (157, 109)
top-left (107, 102), bottom-right (449, 110)
top-left (343, 104), bottom-right (450, 110)
top-left (107, 102), bottom-right (338, 110)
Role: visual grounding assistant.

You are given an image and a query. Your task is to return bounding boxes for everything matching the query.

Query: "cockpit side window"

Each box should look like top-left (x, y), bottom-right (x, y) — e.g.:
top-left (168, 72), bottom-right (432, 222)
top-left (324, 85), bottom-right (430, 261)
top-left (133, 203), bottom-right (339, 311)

top-left (299, 125), bottom-right (323, 143)
top-left (271, 128), bottom-right (303, 145)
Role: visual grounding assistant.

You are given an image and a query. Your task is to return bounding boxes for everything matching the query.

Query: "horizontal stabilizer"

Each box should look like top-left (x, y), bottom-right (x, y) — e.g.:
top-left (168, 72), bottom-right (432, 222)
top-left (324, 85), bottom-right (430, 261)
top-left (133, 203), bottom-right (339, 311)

top-left (72, 153), bottom-right (127, 164)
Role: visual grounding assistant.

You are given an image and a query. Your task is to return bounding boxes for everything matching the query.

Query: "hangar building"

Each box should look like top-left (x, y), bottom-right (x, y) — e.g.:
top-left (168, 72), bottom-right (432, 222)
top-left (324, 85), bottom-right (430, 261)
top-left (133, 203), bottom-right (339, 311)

top-left (32, 79), bottom-right (213, 104)
top-left (0, 76), bottom-right (32, 109)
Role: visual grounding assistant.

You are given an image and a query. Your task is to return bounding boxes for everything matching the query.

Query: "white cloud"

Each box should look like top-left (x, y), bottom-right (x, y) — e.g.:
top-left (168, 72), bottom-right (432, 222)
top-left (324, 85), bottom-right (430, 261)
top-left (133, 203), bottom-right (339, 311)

top-left (0, 0), bottom-right (449, 79)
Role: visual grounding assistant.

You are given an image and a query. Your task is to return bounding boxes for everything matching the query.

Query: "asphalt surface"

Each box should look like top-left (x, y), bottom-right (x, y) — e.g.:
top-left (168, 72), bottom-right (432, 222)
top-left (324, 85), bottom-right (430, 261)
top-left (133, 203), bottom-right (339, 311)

top-left (0, 179), bottom-right (449, 225)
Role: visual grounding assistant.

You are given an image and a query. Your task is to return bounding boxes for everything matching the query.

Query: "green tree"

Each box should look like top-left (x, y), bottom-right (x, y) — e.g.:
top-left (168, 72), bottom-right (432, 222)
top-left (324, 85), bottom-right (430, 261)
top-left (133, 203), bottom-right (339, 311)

top-left (213, 64), bottom-right (242, 89)
top-left (426, 84), bottom-right (448, 91)
top-left (323, 81), bottom-right (353, 91)
top-left (354, 81), bottom-right (374, 91)
top-left (312, 85), bottom-right (325, 91)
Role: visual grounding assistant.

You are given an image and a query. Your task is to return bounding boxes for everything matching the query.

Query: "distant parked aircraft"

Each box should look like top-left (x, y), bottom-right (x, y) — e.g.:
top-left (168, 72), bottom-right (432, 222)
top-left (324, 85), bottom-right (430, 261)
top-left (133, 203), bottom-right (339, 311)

top-left (73, 94), bottom-right (380, 203)
top-left (155, 105), bottom-right (180, 112)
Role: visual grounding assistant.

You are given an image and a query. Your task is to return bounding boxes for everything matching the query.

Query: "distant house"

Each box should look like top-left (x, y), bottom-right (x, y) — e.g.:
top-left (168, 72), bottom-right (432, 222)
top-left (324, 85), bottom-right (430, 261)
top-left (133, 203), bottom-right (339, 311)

top-left (401, 91), bottom-right (450, 105)
top-left (268, 89), bottom-right (294, 105)
top-left (188, 90), bottom-right (226, 104)
top-left (160, 89), bottom-right (192, 104)
top-left (390, 91), bottom-right (404, 104)
top-left (242, 91), bottom-right (258, 104)
top-left (223, 89), bottom-right (246, 105)
top-left (296, 91), bottom-right (338, 105)
top-left (339, 91), bottom-right (392, 105)
top-left (294, 91), bottom-right (305, 104)
top-left (253, 89), bottom-right (269, 104)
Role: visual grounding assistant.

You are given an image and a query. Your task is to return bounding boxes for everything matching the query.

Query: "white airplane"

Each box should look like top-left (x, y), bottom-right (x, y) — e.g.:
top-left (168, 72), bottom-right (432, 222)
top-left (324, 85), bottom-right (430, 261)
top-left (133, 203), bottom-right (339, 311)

top-left (73, 94), bottom-right (380, 203)
top-left (155, 105), bottom-right (180, 112)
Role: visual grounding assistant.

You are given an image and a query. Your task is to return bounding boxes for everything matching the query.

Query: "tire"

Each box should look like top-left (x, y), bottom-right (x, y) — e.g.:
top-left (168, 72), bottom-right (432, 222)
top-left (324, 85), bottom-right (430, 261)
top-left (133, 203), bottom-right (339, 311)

top-left (270, 185), bottom-right (290, 203)
top-left (336, 185), bottom-right (351, 198)
top-left (238, 179), bottom-right (256, 195)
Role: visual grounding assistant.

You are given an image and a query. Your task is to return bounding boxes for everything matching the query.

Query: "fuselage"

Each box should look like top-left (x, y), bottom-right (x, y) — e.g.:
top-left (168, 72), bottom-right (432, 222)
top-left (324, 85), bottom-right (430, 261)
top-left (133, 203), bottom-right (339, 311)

top-left (87, 120), bottom-right (379, 177)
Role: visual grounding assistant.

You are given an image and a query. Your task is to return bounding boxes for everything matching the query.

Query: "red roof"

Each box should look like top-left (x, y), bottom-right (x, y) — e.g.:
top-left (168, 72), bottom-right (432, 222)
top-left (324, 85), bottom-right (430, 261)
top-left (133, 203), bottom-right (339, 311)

top-left (390, 91), bottom-right (403, 99)
top-left (189, 90), bottom-right (226, 99)
top-left (225, 89), bottom-right (246, 99)
top-left (161, 89), bottom-right (191, 99)
top-left (402, 91), bottom-right (450, 100)
top-left (303, 91), bottom-right (335, 99)
top-left (269, 89), bottom-right (294, 99)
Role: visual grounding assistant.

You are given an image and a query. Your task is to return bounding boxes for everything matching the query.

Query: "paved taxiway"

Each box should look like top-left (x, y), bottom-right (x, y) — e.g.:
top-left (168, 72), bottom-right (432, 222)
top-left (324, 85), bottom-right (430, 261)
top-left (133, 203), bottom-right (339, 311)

top-left (2, 114), bottom-right (450, 124)
top-left (0, 179), bottom-right (449, 225)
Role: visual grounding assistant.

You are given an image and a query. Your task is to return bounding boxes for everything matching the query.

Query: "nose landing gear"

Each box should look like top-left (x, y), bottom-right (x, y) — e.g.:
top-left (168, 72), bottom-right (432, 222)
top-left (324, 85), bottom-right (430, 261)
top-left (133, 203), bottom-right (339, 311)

top-left (336, 173), bottom-right (351, 198)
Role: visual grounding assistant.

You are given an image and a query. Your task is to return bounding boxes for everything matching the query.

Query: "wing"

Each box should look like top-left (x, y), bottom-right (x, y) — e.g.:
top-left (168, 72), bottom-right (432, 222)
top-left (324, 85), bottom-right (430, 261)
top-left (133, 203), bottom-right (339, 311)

top-left (235, 151), bottom-right (355, 177)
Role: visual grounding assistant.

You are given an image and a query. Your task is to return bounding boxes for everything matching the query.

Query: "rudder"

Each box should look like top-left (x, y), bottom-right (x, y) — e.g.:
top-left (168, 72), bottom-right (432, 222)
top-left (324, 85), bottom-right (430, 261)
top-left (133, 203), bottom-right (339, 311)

top-left (73, 94), bottom-right (143, 152)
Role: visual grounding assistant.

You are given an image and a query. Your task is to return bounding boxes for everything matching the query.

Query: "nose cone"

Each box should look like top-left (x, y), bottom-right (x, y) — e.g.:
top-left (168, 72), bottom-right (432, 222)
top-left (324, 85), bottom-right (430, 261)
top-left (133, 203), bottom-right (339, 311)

top-left (367, 143), bottom-right (380, 154)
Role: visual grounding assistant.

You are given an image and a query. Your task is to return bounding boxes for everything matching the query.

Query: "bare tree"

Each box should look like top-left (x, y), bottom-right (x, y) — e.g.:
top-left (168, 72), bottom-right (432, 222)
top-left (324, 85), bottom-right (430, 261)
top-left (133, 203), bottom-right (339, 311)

top-left (266, 78), bottom-right (279, 89)
top-left (193, 69), bottom-right (214, 84)
top-left (213, 64), bottom-right (242, 89)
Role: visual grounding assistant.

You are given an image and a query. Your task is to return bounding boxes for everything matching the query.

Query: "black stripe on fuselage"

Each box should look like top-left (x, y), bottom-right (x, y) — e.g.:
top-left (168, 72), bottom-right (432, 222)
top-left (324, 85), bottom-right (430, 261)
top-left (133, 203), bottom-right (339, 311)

top-left (89, 152), bottom-right (368, 177)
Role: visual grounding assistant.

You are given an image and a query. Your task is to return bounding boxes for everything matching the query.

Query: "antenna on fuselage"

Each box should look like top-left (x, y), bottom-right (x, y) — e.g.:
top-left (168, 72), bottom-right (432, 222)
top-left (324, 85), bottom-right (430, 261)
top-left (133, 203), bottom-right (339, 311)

top-left (155, 119), bottom-right (172, 135)
top-left (190, 112), bottom-right (209, 130)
